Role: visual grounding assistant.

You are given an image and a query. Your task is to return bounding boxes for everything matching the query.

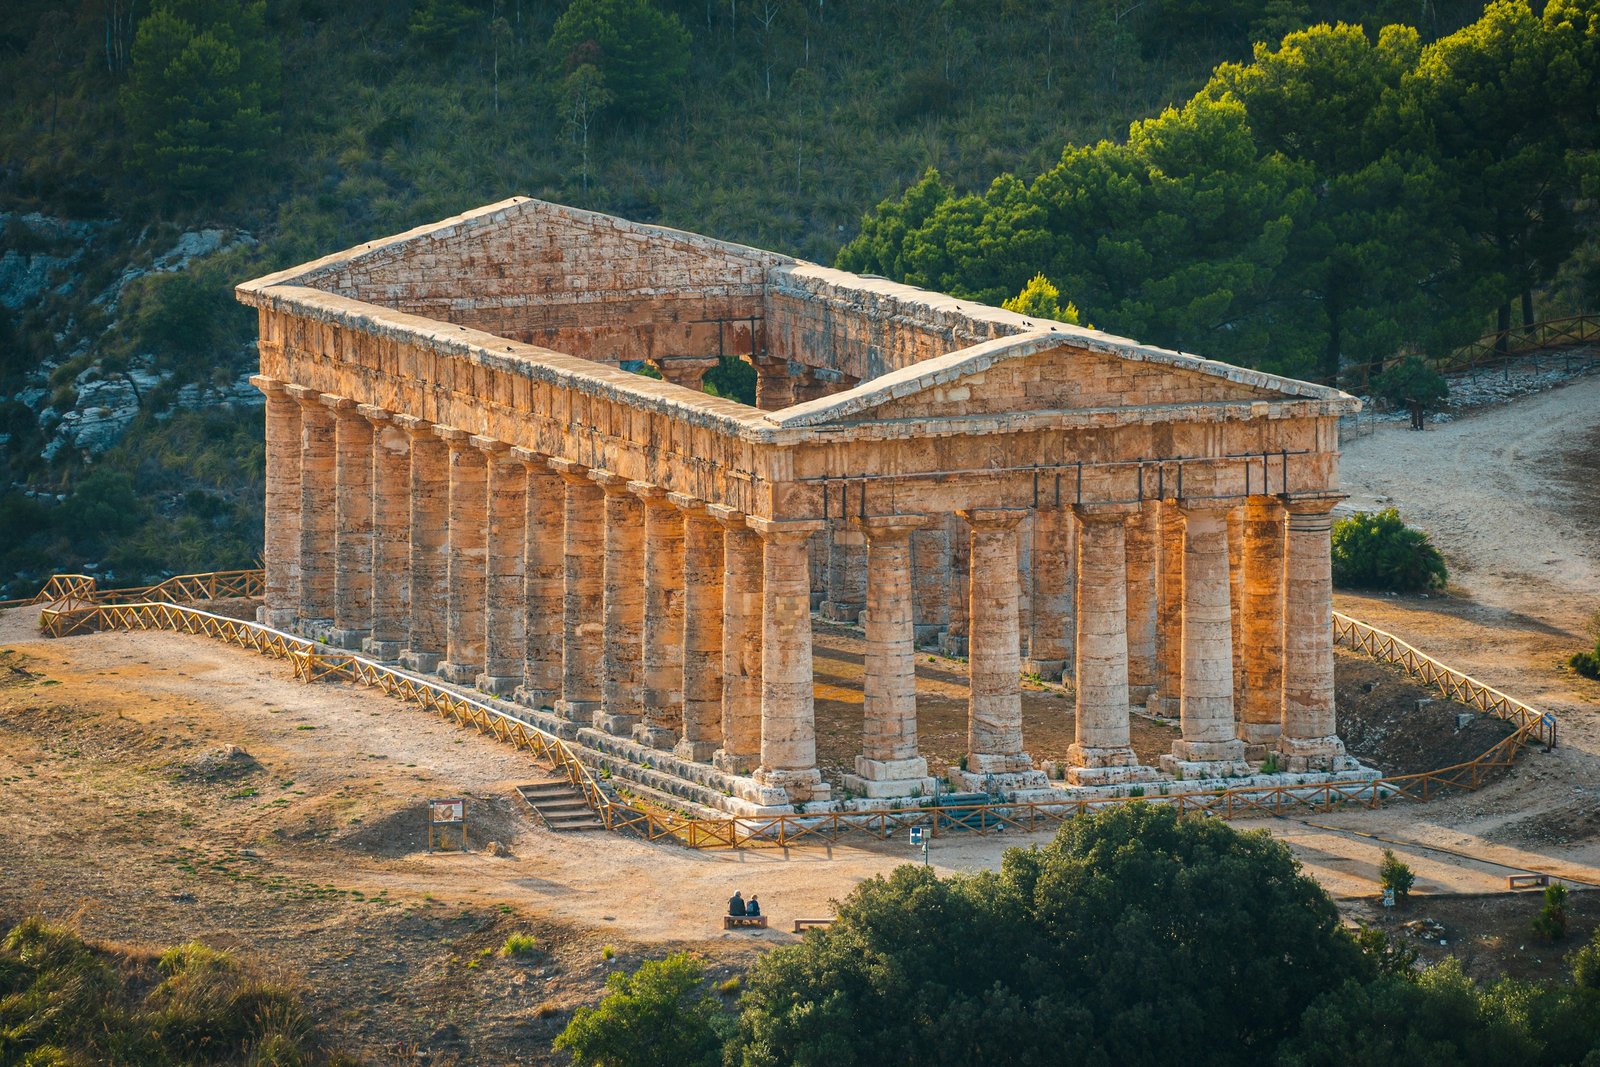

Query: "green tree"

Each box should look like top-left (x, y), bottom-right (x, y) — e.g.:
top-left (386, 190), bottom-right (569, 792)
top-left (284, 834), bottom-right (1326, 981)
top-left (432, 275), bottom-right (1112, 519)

top-left (1371, 354), bottom-right (1448, 409)
top-left (1378, 848), bottom-right (1416, 904)
top-left (121, 0), bottom-right (281, 201)
top-left (548, 0), bottom-right (691, 121)
top-left (409, 0), bottom-right (480, 52)
top-left (1003, 272), bottom-right (1081, 324)
top-left (554, 953), bottom-right (729, 1067)
top-left (1331, 508), bottom-right (1448, 592)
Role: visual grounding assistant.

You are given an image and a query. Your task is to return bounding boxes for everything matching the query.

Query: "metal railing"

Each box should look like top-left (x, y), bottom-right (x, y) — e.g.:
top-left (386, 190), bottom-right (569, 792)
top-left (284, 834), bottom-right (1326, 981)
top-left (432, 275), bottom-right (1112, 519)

top-left (28, 585), bottom-right (1559, 849)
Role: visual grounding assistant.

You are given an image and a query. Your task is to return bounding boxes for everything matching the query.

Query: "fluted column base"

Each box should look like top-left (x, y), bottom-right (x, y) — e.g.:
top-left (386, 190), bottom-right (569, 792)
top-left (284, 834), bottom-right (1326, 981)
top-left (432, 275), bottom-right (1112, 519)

top-left (1065, 743), bottom-right (1159, 786)
top-left (843, 755), bottom-right (935, 799)
top-left (712, 750), bottom-right (755, 775)
top-left (399, 649), bottom-right (441, 674)
top-left (514, 684), bottom-right (558, 712)
top-left (1023, 657), bottom-right (1066, 681)
top-left (1275, 734), bottom-right (1359, 773)
top-left (362, 637), bottom-right (403, 662)
top-left (1159, 737), bottom-right (1250, 778)
top-left (674, 738), bottom-right (721, 762)
top-left (475, 672), bottom-right (520, 697)
top-left (556, 697), bottom-right (603, 723)
top-left (632, 724), bottom-right (678, 750)
top-left (258, 607), bottom-right (297, 631)
top-left (947, 766), bottom-right (1050, 793)
top-left (437, 660), bottom-right (482, 685)
top-left (327, 626), bottom-right (370, 650)
top-left (752, 766), bottom-right (830, 803)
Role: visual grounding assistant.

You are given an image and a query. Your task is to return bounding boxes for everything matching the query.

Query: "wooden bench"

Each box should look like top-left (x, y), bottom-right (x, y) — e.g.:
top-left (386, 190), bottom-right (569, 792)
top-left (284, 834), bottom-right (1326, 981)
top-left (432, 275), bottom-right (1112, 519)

top-left (792, 918), bottom-right (835, 933)
top-left (723, 914), bottom-right (768, 930)
top-left (1508, 874), bottom-right (1550, 891)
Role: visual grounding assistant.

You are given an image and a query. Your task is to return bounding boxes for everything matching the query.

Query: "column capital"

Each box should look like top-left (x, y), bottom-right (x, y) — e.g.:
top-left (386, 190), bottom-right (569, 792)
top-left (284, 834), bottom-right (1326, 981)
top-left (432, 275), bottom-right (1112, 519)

top-left (470, 434), bottom-right (511, 457)
top-left (627, 480), bottom-right (670, 506)
top-left (510, 446), bottom-right (547, 468)
top-left (250, 374), bottom-right (288, 397)
top-left (956, 507), bottom-right (1027, 531)
top-left (548, 457), bottom-right (591, 484)
top-left (320, 394), bottom-right (357, 413)
top-left (706, 503), bottom-right (747, 529)
top-left (1281, 493), bottom-right (1346, 516)
top-left (1072, 501), bottom-right (1141, 523)
top-left (390, 413), bottom-right (432, 436)
top-left (854, 514), bottom-right (927, 539)
top-left (747, 516), bottom-right (827, 541)
top-left (666, 491), bottom-right (708, 515)
top-left (285, 384), bottom-right (322, 405)
top-left (589, 469), bottom-right (630, 493)
top-left (433, 425), bottom-right (472, 448)
top-left (356, 403), bottom-right (390, 426)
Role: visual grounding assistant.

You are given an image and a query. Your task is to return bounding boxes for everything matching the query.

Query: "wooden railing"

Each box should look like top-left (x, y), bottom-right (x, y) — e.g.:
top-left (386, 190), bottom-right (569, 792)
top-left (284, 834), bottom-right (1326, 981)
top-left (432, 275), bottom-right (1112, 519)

top-left (31, 594), bottom-right (1559, 850)
top-left (1340, 312), bottom-right (1600, 391)
top-left (0, 569), bottom-right (264, 611)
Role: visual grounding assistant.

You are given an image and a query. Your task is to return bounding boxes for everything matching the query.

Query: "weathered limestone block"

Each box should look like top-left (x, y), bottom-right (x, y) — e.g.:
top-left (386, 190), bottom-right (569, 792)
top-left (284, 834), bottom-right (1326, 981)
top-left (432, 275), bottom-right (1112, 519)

top-left (750, 518), bottom-right (831, 804)
top-left (594, 472), bottom-right (645, 735)
top-left (844, 516), bottom-right (936, 800)
top-left (1277, 497), bottom-right (1357, 772)
top-left (253, 377), bottom-right (300, 630)
top-left (650, 355), bottom-right (719, 391)
top-left (1228, 505), bottom-right (1245, 712)
top-left (807, 528), bottom-right (828, 610)
top-left (514, 450), bottom-right (563, 710)
top-left (751, 357), bottom-right (794, 410)
top-left (1239, 497), bottom-right (1285, 744)
top-left (1069, 504), bottom-right (1158, 785)
top-left (436, 428), bottom-right (487, 684)
top-left (551, 460), bottom-right (604, 722)
top-left (361, 407), bottom-right (409, 661)
top-left (940, 514), bottom-right (971, 658)
top-left (1162, 504), bottom-right (1250, 777)
top-left (1153, 500), bottom-right (1184, 717)
top-left (950, 508), bottom-right (1047, 792)
top-left (910, 522), bottom-right (951, 644)
top-left (477, 442), bottom-right (525, 696)
top-left (291, 387), bottom-right (336, 629)
top-left (398, 416), bottom-right (447, 673)
top-left (1026, 506), bottom-right (1073, 680)
top-left (633, 484), bottom-right (685, 749)
top-left (673, 496), bottom-right (724, 763)
top-left (713, 507), bottom-right (762, 775)
top-left (327, 398), bottom-right (373, 649)
top-left (822, 523), bottom-right (866, 623)
top-left (1124, 503), bottom-right (1159, 703)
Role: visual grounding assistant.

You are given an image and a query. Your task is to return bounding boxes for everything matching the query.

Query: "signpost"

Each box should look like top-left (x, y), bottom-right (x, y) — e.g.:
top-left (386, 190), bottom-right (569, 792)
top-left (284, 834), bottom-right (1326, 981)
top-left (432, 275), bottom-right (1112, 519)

top-left (428, 797), bottom-right (467, 852)
top-left (1543, 712), bottom-right (1557, 752)
top-left (909, 825), bottom-right (928, 865)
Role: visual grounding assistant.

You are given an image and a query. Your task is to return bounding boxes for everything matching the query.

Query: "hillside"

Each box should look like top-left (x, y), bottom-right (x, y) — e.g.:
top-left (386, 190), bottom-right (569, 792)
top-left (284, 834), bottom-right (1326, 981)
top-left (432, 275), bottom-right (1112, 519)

top-left (0, 0), bottom-right (1515, 592)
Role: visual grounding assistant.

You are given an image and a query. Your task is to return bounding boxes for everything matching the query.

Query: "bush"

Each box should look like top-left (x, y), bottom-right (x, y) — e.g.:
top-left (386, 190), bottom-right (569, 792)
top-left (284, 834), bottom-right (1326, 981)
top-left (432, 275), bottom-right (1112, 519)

top-left (1378, 849), bottom-right (1415, 905)
top-left (499, 933), bottom-right (538, 958)
top-left (1532, 882), bottom-right (1570, 942)
top-left (554, 952), bottom-right (729, 1067)
top-left (1371, 354), bottom-right (1449, 409)
top-left (1570, 611), bottom-right (1600, 679)
top-left (1332, 508), bottom-right (1447, 592)
top-left (1570, 925), bottom-right (1600, 989)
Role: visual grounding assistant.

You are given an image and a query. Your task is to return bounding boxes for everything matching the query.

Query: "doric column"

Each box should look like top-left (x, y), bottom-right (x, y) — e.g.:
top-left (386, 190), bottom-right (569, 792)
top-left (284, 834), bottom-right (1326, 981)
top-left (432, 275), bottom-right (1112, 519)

top-left (551, 460), bottom-right (604, 723)
top-left (514, 449), bottom-right (563, 710)
top-left (952, 508), bottom-right (1047, 791)
top-left (751, 358), bottom-right (793, 410)
top-left (593, 471), bottom-right (644, 735)
top-left (1068, 504), bottom-right (1157, 785)
top-left (291, 386), bottom-right (335, 629)
top-left (476, 440), bottom-right (525, 696)
top-left (1153, 500), bottom-right (1185, 717)
top-left (436, 428), bottom-right (486, 684)
top-left (807, 529), bottom-right (828, 609)
top-left (252, 377), bottom-right (300, 630)
top-left (910, 522), bottom-right (951, 645)
top-left (822, 523), bottom-right (866, 623)
top-left (1161, 505), bottom-right (1250, 776)
top-left (651, 355), bottom-right (720, 391)
top-left (396, 416), bottom-right (446, 673)
top-left (1277, 497), bottom-right (1356, 771)
top-left (844, 517), bottom-right (936, 799)
top-left (750, 517), bottom-right (830, 803)
top-left (672, 495), bottom-right (724, 762)
top-left (712, 506), bottom-right (762, 774)
top-left (326, 398), bottom-right (373, 649)
top-left (1239, 498), bottom-right (1286, 745)
top-left (1124, 503), bottom-right (1159, 704)
top-left (1228, 506), bottom-right (1246, 710)
top-left (1026, 506), bottom-right (1073, 680)
top-left (940, 514), bottom-right (971, 657)
top-left (633, 483), bottom-right (685, 749)
top-left (361, 406), bottom-right (410, 661)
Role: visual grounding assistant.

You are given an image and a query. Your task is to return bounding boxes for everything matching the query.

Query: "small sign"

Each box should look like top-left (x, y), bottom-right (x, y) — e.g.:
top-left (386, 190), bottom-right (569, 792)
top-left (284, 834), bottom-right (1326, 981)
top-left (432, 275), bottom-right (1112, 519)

top-left (430, 798), bottom-right (465, 824)
top-left (1382, 887), bottom-right (1395, 909)
top-left (1543, 713), bottom-right (1557, 729)
top-left (909, 826), bottom-right (924, 847)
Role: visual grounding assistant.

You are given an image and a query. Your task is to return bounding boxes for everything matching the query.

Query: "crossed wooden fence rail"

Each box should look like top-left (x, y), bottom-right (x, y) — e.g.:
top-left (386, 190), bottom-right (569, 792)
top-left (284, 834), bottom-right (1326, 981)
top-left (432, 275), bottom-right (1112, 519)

top-left (1340, 312), bottom-right (1600, 391)
top-left (10, 572), bottom-right (1559, 849)
top-left (0, 569), bottom-right (264, 611)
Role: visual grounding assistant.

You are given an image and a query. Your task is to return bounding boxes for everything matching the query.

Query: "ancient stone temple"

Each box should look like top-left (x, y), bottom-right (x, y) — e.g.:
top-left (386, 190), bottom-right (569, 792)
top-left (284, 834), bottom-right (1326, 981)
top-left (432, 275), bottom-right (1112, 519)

top-left (238, 197), bottom-right (1370, 814)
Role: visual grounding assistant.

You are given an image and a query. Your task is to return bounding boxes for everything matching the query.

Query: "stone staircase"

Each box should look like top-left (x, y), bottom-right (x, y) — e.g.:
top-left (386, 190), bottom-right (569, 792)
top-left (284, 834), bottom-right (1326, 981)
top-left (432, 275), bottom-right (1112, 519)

top-left (515, 781), bottom-right (605, 832)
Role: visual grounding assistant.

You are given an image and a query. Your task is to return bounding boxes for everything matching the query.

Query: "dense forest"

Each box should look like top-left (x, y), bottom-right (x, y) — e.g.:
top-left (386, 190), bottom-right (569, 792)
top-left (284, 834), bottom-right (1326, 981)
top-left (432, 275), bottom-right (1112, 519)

top-left (0, 0), bottom-right (1592, 594)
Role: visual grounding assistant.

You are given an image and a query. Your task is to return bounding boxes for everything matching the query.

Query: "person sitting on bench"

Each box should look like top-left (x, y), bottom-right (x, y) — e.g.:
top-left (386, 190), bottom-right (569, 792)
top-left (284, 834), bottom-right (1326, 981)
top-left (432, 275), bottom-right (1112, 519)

top-left (728, 891), bottom-right (746, 917)
top-left (746, 895), bottom-right (761, 918)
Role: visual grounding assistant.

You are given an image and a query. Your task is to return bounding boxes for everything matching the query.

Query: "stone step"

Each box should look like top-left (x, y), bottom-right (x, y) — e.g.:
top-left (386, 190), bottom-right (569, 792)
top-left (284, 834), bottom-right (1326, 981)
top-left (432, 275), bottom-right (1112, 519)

top-left (515, 782), bottom-right (605, 831)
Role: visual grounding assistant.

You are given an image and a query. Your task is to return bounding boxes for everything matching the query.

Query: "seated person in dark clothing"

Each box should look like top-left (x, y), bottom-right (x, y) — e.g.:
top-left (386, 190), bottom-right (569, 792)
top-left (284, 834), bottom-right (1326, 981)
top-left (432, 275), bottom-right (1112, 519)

top-left (728, 891), bottom-right (746, 917)
top-left (746, 895), bottom-right (761, 918)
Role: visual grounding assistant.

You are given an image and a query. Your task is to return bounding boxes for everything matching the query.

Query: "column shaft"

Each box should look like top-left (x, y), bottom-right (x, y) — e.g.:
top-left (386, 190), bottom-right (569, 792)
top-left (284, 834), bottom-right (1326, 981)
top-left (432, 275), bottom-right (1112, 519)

top-left (477, 448), bottom-right (525, 695)
top-left (1154, 501), bottom-right (1185, 717)
top-left (1239, 499), bottom-right (1286, 744)
top-left (515, 455), bottom-right (564, 710)
top-left (1228, 506), bottom-right (1246, 710)
top-left (911, 523), bottom-right (951, 644)
top-left (635, 487), bottom-right (685, 749)
top-left (1069, 507), bottom-right (1153, 784)
top-left (437, 432), bottom-right (486, 683)
top-left (295, 393), bottom-right (336, 627)
top-left (941, 515), bottom-right (971, 657)
top-left (1277, 499), bottom-right (1353, 771)
top-left (256, 380), bottom-right (300, 630)
top-left (363, 410), bottom-right (410, 660)
top-left (822, 524), bottom-right (866, 623)
top-left (714, 514), bottom-right (762, 774)
top-left (1162, 506), bottom-right (1248, 774)
top-left (1124, 504), bottom-right (1159, 704)
top-left (554, 464), bottom-right (605, 722)
top-left (399, 421), bottom-right (447, 672)
top-left (596, 476), bottom-right (644, 734)
top-left (674, 501), bottom-right (724, 762)
top-left (1026, 506), bottom-right (1073, 680)
top-left (752, 520), bottom-right (829, 803)
top-left (328, 402), bottom-right (373, 649)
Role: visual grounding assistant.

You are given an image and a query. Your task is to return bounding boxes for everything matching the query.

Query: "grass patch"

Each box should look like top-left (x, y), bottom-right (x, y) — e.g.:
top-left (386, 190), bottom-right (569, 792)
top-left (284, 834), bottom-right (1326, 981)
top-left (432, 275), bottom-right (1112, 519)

top-left (499, 932), bottom-right (538, 958)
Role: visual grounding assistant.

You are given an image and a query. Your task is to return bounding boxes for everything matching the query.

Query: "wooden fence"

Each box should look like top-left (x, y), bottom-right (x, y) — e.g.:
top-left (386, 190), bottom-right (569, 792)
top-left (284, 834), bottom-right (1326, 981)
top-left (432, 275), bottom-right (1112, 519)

top-left (0, 569), bottom-right (264, 611)
top-left (21, 580), bottom-right (1561, 850)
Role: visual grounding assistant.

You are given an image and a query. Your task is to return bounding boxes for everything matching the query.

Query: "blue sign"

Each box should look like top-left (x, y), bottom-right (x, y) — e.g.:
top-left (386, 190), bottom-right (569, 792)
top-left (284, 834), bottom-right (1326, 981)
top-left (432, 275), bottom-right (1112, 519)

top-left (909, 826), bottom-right (924, 846)
top-left (1543, 713), bottom-right (1557, 729)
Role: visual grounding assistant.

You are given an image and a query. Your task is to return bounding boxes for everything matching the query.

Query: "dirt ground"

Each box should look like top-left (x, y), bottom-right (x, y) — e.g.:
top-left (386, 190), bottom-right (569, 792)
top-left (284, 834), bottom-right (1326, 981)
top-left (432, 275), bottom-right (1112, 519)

top-left (4, 370), bottom-right (1600, 1064)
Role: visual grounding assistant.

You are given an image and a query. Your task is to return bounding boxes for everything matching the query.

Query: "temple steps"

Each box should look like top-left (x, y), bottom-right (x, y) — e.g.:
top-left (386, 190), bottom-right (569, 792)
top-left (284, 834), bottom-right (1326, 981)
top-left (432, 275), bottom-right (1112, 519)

top-left (515, 782), bottom-right (605, 831)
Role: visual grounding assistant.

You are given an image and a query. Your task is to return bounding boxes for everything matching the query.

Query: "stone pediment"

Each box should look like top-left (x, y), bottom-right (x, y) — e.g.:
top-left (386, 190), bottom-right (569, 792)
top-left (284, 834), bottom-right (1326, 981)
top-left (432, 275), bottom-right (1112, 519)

top-left (771, 331), bottom-right (1350, 429)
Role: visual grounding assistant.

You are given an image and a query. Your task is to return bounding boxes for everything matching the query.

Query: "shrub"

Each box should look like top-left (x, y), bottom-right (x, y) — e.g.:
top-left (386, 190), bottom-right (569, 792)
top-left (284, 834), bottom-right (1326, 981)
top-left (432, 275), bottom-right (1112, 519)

top-left (1378, 849), bottom-right (1415, 905)
top-left (499, 933), bottom-right (538, 958)
top-left (1570, 925), bottom-right (1600, 989)
top-left (554, 953), bottom-right (729, 1067)
top-left (1371, 355), bottom-right (1449, 410)
top-left (1331, 508), bottom-right (1447, 592)
top-left (1532, 882), bottom-right (1570, 942)
top-left (1570, 611), bottom-right (1600, 679)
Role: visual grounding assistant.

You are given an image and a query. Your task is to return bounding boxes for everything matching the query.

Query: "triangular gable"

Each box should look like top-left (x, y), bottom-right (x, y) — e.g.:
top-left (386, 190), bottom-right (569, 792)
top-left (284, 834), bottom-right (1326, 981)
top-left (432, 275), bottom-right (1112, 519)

top-left (769, 332), bottom-right (1348, 428)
